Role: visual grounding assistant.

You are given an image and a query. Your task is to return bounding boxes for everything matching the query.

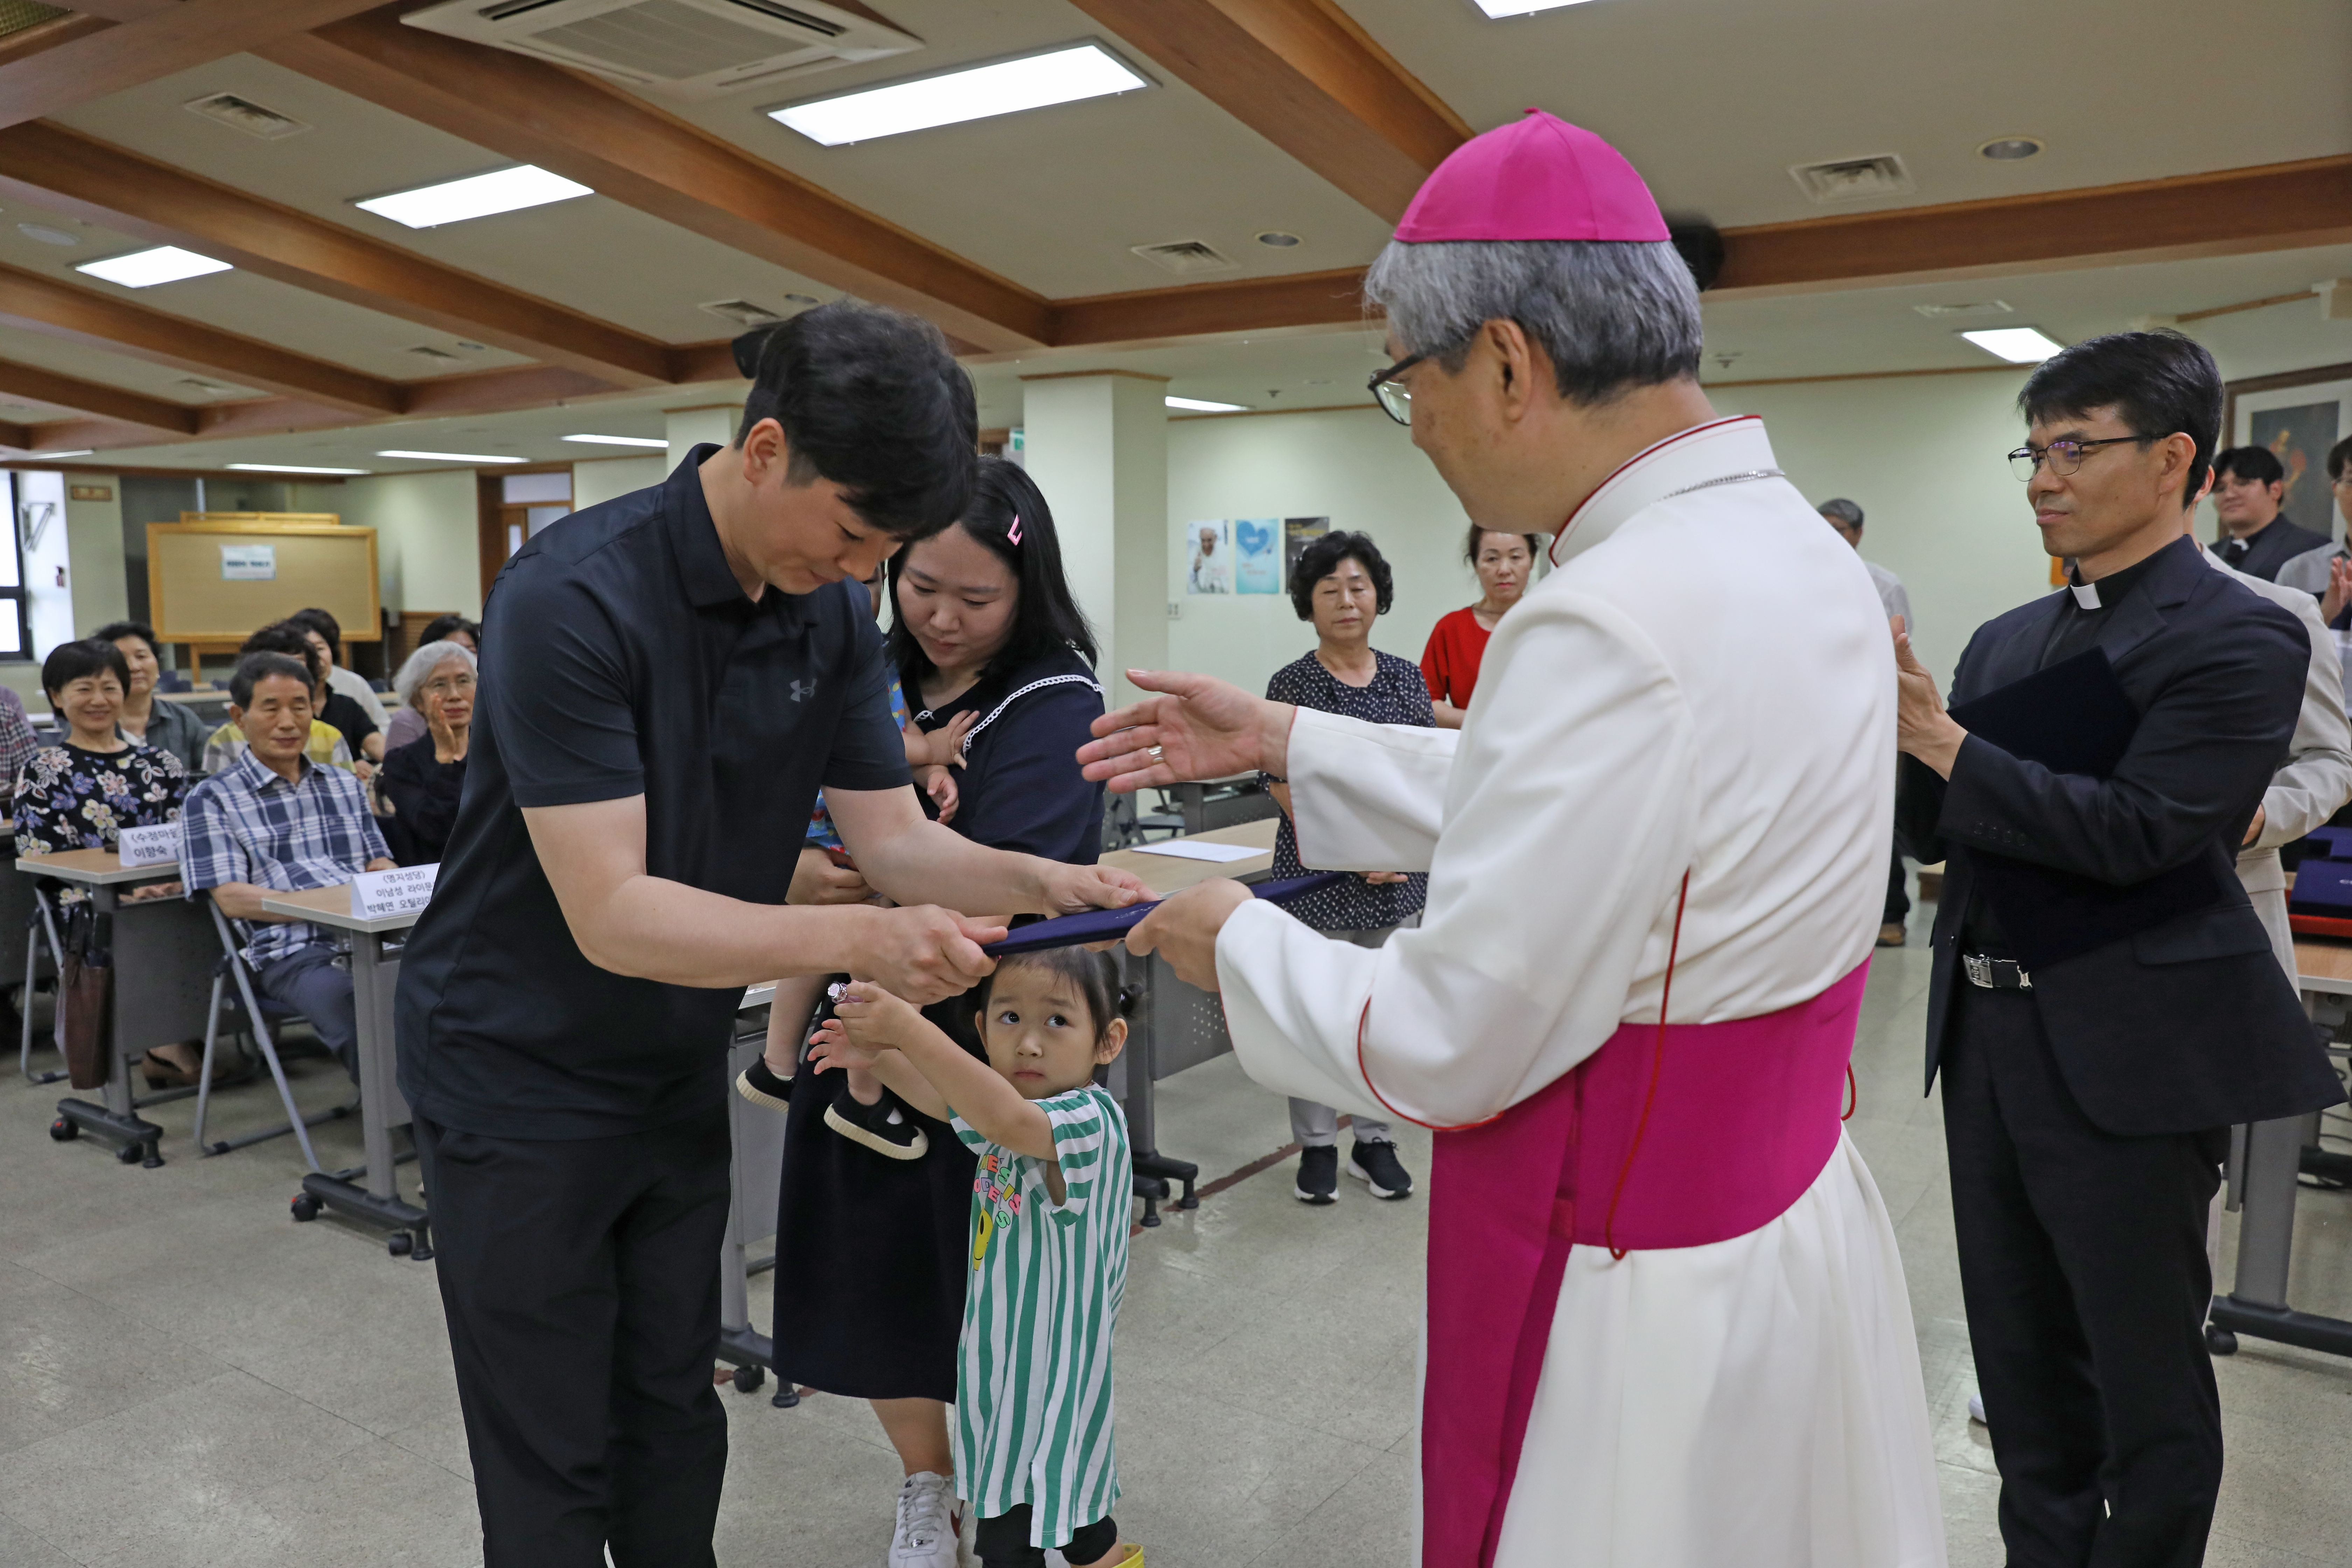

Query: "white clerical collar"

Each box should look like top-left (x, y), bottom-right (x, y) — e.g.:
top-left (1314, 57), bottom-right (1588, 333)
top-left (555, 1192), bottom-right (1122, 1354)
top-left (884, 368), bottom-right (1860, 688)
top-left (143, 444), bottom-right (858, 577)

top-left (1549, 416), bottom-right (1782, 569)
top-left (2069, 578), bottom-right (2101, 609)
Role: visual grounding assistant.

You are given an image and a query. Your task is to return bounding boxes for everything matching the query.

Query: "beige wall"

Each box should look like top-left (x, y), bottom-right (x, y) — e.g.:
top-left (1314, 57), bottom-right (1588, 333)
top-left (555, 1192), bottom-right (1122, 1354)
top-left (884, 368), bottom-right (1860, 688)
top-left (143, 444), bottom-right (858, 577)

top-left (1158, 370), bottom-right (2058, 700)
top-left (329, 469), bottom-right (480, 620)
top-left (1163, 406), bottom-right (1477, 696)
top-left (64, 478), bottom-right (127, 637)
top-left (573, 455), bottom-right (666, 511)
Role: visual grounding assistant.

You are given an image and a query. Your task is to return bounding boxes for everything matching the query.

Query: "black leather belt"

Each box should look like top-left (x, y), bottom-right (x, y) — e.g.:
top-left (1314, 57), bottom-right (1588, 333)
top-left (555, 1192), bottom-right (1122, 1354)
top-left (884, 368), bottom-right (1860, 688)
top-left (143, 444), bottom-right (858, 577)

top-left (1962, 953), bottom-right (2032, 990)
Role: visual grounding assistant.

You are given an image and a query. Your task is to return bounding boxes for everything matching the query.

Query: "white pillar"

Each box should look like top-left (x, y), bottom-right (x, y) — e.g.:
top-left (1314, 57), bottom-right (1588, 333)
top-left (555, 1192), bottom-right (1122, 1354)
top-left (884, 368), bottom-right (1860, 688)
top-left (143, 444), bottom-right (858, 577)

top-left (1018, 372), bottom-right (1168, 705)
top-left (667, 404), bottom-right (741, 465)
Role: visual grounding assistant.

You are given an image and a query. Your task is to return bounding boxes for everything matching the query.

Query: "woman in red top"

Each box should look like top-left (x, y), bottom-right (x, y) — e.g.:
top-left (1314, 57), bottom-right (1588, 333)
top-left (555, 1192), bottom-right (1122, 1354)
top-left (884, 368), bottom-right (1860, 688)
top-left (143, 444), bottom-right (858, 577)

top-left (1420, 524), bottom-right (1542, 727)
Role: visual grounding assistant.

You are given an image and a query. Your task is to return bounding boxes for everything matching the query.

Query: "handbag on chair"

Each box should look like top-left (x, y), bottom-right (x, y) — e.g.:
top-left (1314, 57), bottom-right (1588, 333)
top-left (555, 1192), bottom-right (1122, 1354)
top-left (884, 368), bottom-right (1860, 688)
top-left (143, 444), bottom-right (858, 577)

top-left (58, 903), bottom-right (113, 1092)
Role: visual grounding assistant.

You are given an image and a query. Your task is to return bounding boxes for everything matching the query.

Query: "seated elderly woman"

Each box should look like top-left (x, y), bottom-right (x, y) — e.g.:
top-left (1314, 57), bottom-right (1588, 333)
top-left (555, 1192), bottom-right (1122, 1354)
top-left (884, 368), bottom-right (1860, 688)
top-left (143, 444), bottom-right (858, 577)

top-left (377, 638), bottom-right (475, 866)
top-left (12, 638), bottom-right (197, 1085)
top-left (384, 616), bottom-right (480, 752)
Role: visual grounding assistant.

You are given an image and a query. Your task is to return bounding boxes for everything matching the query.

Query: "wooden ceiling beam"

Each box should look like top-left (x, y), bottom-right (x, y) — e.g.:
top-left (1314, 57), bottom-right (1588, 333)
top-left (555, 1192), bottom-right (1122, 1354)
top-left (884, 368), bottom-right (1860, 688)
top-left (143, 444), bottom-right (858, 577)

top-left (1061, 0), bottom-right (1468, 222)
top-left (258, 8), bottom-right (1055, 352)
top-left (1052, 266), bottom-right (1373, 350)
top-left (0, 0), bottom-right (388, 129)
top-left (0, 259), bottom-right (401, 413)
top-left (0, 120), bottom-right (673, 385)
top-left (0, 13), bottom-right (115, 70)
top-left (0, 353), bottom-right (196, 431)
top-left (0, 416), bottom-right (31, 449)
top-left (1712, 153), bottom-right (2352, 297)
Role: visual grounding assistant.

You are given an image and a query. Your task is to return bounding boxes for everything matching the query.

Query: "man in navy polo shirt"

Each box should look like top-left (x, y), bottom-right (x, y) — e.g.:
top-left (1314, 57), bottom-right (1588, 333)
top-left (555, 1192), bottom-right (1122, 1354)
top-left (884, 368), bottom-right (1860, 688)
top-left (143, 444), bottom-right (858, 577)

top-left (398, 302), bottom-right (1146, 1568)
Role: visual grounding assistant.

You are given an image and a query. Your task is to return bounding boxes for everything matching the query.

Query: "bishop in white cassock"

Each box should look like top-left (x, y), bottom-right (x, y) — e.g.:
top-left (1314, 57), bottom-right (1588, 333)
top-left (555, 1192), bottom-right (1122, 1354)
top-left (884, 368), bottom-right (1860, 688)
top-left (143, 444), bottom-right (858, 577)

top-left (1081, 113), bottom-right (1945, 1568)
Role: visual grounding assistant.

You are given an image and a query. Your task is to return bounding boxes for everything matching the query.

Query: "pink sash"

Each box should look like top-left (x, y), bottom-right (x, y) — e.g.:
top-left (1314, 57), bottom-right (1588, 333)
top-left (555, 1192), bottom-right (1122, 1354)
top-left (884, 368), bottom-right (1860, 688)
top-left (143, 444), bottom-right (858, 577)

top-left (1421, 961), bottom-right (1869, 1567)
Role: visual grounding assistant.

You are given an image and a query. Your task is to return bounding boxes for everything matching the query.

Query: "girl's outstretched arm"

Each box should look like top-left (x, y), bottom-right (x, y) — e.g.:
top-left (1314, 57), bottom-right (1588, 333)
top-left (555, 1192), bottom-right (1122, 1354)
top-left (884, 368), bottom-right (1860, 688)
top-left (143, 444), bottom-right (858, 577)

top-left (830, 981), bottom-right (1056, 1157)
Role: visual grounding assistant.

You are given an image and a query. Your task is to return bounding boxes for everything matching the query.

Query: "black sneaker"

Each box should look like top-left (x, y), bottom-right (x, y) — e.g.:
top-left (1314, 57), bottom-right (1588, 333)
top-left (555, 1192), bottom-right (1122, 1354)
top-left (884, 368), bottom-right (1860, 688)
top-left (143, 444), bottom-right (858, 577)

top-left (1348, 1140), bottom-right (1414, 1200)
top-left (1294, 1144), bottom-right (1339, 1204)
top-left (825, 1084), bottom-right (930, 1160)
top-left (734, 1056), bottom-right (793, 1113)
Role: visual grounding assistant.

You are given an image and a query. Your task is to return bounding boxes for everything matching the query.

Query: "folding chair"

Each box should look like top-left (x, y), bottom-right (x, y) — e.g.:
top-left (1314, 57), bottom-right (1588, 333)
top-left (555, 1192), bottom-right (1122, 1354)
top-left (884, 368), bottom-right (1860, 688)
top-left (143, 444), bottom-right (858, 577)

top-left (190, 896), bottom-right (353, 1164)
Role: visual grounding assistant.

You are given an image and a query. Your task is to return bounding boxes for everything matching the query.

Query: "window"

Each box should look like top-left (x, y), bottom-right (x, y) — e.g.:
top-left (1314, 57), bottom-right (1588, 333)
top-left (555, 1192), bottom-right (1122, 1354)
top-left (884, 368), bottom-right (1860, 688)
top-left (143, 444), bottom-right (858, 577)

top-left (0, 477), bottom-right (31, 660)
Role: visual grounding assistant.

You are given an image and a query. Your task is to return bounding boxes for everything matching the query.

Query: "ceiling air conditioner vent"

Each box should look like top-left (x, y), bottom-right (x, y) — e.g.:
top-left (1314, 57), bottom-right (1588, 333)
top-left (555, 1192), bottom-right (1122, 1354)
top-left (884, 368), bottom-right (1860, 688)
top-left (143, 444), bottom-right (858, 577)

top-left (1788, 154), bottom-right (1914, 204)
top-left (404, 0), bottom-right (921, 101)
top-left (183, 92), bottom-right (313, 140)
top-left (1130, 240), bottom-right (1236, 276)
top-left (699, 298), bottom-right (784, 327)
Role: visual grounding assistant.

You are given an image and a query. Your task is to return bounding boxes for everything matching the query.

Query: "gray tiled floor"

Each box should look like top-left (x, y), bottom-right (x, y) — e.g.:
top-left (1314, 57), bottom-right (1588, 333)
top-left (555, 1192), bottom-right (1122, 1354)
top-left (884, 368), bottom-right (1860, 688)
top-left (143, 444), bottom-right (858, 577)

top-left (4, 901), bottom-right (2349, 1566)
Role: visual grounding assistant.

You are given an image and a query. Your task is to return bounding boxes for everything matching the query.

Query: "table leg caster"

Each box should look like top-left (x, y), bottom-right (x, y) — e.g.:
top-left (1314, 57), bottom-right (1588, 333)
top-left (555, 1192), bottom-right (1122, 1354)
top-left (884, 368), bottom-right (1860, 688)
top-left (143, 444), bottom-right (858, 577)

top-left (48, 1116), bottom-right (76, 1141)
top-left (2205, 1323), bottom-right (2238, 1356)
top-left (291, 1193), bottom-right (321, 1222)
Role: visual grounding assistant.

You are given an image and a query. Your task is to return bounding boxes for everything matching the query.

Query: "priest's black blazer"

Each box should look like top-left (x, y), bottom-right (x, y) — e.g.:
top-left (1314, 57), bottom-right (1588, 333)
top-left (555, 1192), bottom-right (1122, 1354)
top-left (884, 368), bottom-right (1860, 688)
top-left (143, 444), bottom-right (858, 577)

top-left (1901, 536), bottom-right (2347, 1135)
top-left (2208, 514), bottom-right (2331, 582)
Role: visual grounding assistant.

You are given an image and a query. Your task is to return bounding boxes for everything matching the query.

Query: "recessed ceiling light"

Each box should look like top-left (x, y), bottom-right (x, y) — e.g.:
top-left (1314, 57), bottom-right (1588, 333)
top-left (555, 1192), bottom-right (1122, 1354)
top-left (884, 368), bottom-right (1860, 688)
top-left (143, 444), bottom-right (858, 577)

top-left (227, 463), bottom-right (369, 475)
top-left (1959, 326), bottom-right (2065, 363)
top-left (768, 42), bottom-right (1150, 146)
top-left (40, 449), bottom-right (93, 458)
top-left (1914, 301), bottom-right (2014, 318)
top-left (563, 433), bottom-right (667, 448)
top-left (16, 223), bottom-right (77, 247)
top-left (1256, 231), bottom-right (1301, 248)
top-left (75, 246), bottom-right (232, 288)
top-left (354, 166), bottom-right (593, 230)
top-left (1166, 396), bottom-right (1250, 413)
top-left (1472, 0), bottom-right (1597, 15)
top-left (376, 449), bottom-right (528, 463)
top-left (1978, 136), bottom-right (2044, 161)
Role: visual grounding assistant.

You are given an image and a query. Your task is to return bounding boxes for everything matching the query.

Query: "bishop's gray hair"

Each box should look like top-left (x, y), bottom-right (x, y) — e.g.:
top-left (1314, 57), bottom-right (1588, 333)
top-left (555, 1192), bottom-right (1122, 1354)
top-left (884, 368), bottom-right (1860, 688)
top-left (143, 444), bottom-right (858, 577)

top-left (1817, 497), bottom-right (1865, 530)
top-left (1364, 238), bottom-right (1703, 406)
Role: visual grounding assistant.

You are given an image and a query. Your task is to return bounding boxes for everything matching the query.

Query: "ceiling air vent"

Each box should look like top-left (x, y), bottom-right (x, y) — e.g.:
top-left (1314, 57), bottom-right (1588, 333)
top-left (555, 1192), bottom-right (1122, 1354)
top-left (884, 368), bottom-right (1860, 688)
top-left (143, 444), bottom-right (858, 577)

top-left (1788, 154), bottom-right (1915, 204)
top-left (699, 298), bottom-right (784, 327)
top-left (184, 92), bottom-right (313, 140)
top-left (404, 0), bottom-right (922, 101)
top-left (1130, 240), bottom-right (1236, 276)
top-left (176, 377), bottom-right (239, 397)
top-left (1913, 301), bottom-right (2014, 319)
top-left (407, 344), bottom-right (464, 362)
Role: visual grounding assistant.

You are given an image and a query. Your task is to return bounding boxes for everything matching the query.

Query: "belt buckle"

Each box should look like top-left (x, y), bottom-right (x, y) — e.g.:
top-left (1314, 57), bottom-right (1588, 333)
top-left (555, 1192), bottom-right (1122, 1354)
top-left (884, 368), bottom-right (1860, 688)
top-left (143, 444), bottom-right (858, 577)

top-left (1963, 953), bottom-right (2030, 990)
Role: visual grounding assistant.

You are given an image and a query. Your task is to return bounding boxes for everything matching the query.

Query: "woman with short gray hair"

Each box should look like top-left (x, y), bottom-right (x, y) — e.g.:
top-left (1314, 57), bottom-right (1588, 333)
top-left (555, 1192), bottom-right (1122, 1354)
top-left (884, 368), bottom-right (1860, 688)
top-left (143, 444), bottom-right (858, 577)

top-left (378, 639), bottom-right (476, 865)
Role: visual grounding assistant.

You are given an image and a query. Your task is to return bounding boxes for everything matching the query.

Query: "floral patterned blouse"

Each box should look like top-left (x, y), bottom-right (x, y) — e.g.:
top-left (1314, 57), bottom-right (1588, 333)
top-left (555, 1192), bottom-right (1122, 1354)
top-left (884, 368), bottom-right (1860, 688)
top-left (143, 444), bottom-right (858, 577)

top-left (11, 741), bottom-right (188, 856)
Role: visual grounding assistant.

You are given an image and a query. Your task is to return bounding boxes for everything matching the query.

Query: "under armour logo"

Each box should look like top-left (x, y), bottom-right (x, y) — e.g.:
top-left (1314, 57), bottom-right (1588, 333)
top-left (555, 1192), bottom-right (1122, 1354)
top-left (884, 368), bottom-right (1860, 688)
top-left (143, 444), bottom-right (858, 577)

top-left (789, 678), bottom-right (816, 703)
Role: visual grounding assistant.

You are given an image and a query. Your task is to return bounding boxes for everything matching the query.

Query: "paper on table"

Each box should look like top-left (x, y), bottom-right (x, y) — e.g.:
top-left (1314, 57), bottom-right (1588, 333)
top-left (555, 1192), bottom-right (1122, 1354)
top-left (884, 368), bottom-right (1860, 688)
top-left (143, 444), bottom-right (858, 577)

top-left (1130, 840), bottom-right (1266, 863)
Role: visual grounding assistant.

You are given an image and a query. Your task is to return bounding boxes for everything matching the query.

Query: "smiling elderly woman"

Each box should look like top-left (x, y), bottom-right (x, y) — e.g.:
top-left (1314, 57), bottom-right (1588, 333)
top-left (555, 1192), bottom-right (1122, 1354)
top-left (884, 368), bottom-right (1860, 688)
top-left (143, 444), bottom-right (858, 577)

top-left (377, 639), bottom-right (476, 866)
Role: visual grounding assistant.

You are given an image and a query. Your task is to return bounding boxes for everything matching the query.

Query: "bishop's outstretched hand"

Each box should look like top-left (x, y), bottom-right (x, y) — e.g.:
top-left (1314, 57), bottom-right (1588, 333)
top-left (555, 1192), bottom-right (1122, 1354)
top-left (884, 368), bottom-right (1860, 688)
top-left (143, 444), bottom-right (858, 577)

top-left (1077, 669), bottom-right (1297, 794)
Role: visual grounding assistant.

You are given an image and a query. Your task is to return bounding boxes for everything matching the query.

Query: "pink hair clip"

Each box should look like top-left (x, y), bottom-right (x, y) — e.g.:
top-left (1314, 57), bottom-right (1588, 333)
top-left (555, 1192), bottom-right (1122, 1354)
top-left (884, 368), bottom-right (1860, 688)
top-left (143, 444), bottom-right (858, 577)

top-left (1008, 513), bottom-right (1023, 545)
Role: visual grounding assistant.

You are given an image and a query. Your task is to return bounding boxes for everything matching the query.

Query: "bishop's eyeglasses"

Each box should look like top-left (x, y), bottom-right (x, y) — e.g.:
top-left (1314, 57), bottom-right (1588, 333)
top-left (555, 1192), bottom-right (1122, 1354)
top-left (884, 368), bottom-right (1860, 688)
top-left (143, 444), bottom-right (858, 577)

top-left (1367, 353), bottom-right (1426, 426)
top-left (2007, 434), bottom-right (2148, 481)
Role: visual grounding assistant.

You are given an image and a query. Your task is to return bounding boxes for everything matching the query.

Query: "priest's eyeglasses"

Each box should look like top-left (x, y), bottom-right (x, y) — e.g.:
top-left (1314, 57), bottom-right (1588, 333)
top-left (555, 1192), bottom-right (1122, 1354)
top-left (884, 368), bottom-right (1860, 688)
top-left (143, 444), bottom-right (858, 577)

top-left (2007, 435), bottom-right (2147, 481)
top-left (1367, 353), bottom-right (1426, 425)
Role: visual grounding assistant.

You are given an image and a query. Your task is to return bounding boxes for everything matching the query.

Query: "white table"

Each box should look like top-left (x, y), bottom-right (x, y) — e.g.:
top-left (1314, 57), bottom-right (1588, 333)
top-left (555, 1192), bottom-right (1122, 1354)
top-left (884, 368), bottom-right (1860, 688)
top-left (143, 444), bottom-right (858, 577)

top-left (1096, 818), bottom-right (1279, 1223)
top-left (260, 884), bottom-right (432, 1256)
top-left (19, 848), bottom-right (216, 1167)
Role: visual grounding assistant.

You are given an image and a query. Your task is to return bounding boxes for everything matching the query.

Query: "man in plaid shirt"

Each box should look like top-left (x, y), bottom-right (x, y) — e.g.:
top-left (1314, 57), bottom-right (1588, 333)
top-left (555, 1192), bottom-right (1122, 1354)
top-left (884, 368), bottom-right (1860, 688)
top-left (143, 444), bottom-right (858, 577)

top-left (179, 651), bottom-right (393, 1077)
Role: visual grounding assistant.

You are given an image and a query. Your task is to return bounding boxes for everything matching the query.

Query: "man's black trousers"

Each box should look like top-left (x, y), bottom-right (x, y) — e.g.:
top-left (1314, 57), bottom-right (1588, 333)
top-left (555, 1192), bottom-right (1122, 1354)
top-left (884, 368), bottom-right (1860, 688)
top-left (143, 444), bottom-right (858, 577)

top-left (415, 1104), bottom-right (732, 1568)
top-left (1942, 984), bottom-right (2227, 1568)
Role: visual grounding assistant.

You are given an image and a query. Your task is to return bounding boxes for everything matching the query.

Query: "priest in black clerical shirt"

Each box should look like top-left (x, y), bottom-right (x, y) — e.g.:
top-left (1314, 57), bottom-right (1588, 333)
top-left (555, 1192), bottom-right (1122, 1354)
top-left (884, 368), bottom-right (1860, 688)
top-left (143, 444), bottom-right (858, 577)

top-left (2207, 443), bottom-right (2329, 579)
top-left (1895, 332), bottom-right (2344, 1568)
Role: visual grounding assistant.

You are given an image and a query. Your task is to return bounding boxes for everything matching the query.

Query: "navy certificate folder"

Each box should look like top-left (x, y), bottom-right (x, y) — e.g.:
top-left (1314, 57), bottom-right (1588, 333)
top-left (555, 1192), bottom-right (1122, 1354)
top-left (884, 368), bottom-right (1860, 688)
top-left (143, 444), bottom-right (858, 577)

top-left (1946, 648), bottom-right (2229, 968)
top-left (982, 873), bottom-right (1349, 957)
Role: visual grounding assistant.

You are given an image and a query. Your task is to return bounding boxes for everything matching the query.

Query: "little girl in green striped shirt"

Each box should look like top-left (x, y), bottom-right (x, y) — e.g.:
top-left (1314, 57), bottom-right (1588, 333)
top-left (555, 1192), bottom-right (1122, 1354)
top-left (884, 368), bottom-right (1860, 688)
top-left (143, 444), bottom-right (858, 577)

top-left (811, 949), bottom-right (1140, 1568)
